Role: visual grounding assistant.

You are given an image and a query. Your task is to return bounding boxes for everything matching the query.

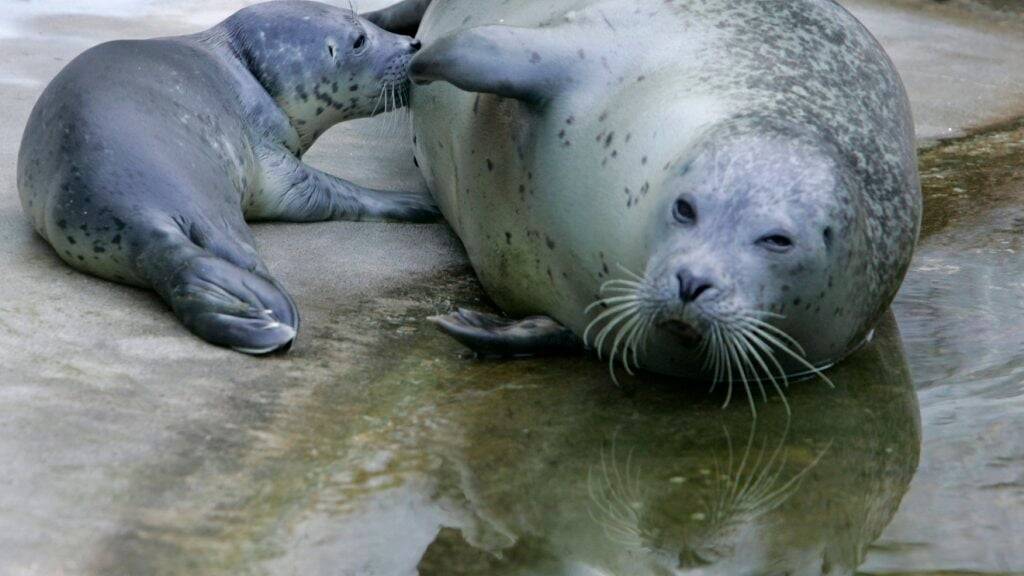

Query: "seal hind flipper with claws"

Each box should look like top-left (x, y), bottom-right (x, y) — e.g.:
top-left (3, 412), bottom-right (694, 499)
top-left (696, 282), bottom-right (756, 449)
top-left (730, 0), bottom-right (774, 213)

top-left (430, 309), bottom-right (579, 358)
top-left (19, 0), bottom-right (438, 354)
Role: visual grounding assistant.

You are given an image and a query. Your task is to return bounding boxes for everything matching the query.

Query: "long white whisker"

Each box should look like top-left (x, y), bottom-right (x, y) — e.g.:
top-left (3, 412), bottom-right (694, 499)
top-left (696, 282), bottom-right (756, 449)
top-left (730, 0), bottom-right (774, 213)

top-left (629, 313), bottom-right (656, 368)
top-left (721, 327), bottom-right (735, 404)
top-left (724, 330), bottom-right (757, 418)
top-left (743, 327), bottom-right (790, 389)
top-left (743, 322), bottom-right (835, 389)
top-left (736, 328), bottom-right (791, 416)
top-left (731, 329), bottom-right (768, 403)
top-left (583, 302), bottom-right (640, 346)
top-left (744, 317), bottom-right (808, 357)
top-left (585, 295), bottom-right (640, 313)
top-left (594, 309), bottom-right (636, 356)
top-left (615, 264), bottom-right (646, 283)
top-left (610, 313), bottom-right (644, 376)
top-left (602, 279), bottom-right (644, 289)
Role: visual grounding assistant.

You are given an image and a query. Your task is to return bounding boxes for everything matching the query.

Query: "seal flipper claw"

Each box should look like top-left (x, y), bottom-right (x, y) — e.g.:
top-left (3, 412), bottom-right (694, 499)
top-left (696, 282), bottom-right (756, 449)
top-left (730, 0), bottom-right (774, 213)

top-left (363, 0), bottom-right (432, 36)
top-left (139, 229), bottom-right (299, 355)
top-left (409, 25), bottom-right (575, 104)
top-left (430, 308), bottom-right (580, 358)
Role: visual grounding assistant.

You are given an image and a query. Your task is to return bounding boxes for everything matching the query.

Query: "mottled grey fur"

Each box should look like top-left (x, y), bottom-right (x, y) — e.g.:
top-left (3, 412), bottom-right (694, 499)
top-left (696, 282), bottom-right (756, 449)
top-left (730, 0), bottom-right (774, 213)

top-left (376, 0), bottom-right (921, 383)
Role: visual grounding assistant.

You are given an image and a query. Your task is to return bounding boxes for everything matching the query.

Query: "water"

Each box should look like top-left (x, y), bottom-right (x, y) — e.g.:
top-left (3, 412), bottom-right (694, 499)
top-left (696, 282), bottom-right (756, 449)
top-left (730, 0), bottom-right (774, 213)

top-left (864, 120), bottom-right (1024, 575)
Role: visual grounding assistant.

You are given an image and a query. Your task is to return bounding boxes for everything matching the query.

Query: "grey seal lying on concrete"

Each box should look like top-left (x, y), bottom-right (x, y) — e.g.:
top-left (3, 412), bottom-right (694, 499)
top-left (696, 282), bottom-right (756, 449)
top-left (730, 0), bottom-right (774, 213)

top-left (18, 0), bottom-right (437, 354)
top-left (368, 0), bottom-right (922, 409)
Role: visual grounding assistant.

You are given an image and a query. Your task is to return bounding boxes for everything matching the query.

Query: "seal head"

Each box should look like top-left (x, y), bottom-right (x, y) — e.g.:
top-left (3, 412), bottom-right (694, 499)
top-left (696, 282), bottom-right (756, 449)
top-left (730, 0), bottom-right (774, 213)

top-left (622, 118), bottom-right (875, 390)
top-left (223, 0), bottom-right (420, 149)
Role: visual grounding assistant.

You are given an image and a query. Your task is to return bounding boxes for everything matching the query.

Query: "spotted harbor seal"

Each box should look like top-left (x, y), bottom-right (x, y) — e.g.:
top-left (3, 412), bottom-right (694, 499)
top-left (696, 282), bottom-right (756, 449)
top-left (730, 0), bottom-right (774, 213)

top-left (19, 0), bottom-right (438, 354)
top-left (368, 0), bottom-right (921, 410)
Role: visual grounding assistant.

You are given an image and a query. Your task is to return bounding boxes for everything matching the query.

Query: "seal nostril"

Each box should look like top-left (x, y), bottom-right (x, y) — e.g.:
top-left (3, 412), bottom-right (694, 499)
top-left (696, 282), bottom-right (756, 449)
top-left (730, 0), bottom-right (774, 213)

top-left (677, 270), bottom-right (714, 303)
top-left (691, 283), bottom-right (711, 301)
top-left (410, 39), bottom-right (422, 52)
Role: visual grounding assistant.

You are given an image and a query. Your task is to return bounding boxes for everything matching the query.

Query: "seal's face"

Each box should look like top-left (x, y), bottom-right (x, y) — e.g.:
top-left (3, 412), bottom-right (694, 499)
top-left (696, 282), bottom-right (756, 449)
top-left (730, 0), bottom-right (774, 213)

top-left (226, 1), bottom-right (419, 143)
top-left (588, 127), bottom-right (866, 398)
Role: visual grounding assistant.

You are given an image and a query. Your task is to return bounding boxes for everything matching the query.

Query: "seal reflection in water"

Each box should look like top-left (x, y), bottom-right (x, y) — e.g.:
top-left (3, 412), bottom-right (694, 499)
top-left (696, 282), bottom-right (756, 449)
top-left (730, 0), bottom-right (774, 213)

top-left (367, 0), bottom-right (922, 407)
top-left (412, 313), bottom-right (921, 575)
top-left (18, 1), bottom-right (438, 354)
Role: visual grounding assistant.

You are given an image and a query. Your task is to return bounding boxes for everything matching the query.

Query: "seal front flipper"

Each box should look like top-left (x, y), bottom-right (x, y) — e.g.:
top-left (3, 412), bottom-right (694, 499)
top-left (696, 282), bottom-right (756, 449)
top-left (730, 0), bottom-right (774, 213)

top-left (363, 0), bottom-right (433, 36)
top-left (430, 308), bottom-right (580, 358)
top-left (410, 25), bottom-right (575, 104)
top-left (252, 148), bottom-right (440, 223)
top-left (138, 223), bottom-right (299, 355)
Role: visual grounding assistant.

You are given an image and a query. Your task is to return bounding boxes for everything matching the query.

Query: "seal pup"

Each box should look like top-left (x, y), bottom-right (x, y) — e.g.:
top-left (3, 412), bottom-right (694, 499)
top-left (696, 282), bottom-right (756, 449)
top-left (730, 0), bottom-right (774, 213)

top-left (370, 0), bottom-right (922, 408)
top-left (19, 0), bottom-right (438, 354)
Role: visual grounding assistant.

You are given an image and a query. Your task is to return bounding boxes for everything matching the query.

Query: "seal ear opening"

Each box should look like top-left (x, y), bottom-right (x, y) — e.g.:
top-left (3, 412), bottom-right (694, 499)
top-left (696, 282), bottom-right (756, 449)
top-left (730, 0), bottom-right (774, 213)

top-left (410, 25), bottom-right (573, 104)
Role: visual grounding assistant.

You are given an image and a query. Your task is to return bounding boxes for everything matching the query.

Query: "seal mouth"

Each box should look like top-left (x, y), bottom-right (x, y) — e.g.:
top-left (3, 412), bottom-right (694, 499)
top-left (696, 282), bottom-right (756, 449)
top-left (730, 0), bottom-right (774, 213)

top-left (658, 319), bottom-right (703, 348)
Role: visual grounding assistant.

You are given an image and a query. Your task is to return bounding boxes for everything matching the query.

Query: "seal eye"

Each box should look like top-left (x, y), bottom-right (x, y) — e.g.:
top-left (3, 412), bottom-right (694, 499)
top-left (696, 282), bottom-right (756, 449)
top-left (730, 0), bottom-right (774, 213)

top-left (353, 34), bottom-right (367, 52)
top-left (758, 234), bottom-right (794, 252)
top-left (673, 198), bottom-right (696, 224)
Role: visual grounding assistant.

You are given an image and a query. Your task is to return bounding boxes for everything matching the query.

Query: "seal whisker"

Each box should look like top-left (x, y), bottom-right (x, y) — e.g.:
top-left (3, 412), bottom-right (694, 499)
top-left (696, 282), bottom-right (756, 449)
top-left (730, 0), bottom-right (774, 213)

top-left (704, 324), bottom-right (720, 383)
top-left (742, 316), bottom-right (808, 358)
top-left (620, 315), bottom-right (645, 374)
top-left (600, 283), bottom-right (644, 293)
top-left (602, 278), bottom-right (644, 287)
top-left (736, 327), bottom-right (791, 415)
top-left (585, 295), bottom-right (640, 313)
top-left (711, 327), bottom-right (724, 384)
top-left (719, 326), bottom-right (735, 403)
top-left (722, 329), bottom-right (758, 417)
top-left (614, 264), bottom-right (647, 283)
top-left (584, 265), bottom-right (659, 385)
top-left (731, 329), bottom-right (769, 404)
top-left (610, 313), bottom-right (644, 376)
top-left (741, 321), bottom-right (835, 389)
top-left (710, 325), bottom-right (726, 386)
top-left (590, 308), bottom-right (636, 358)
top-left (583, 301), bottom-right (639, 345)
top-left (629, 312), bottom-right (656, 368)
top-left (737, 319), bottom-right (790, 401)
top-left (371, 82), bottom-right (386, 117)
top-left (593, 308), bottom-right (636, 358)
top-left (742, 326), bottom-right (791, 389)
top-left (628, 310), bottom-right (655, 372)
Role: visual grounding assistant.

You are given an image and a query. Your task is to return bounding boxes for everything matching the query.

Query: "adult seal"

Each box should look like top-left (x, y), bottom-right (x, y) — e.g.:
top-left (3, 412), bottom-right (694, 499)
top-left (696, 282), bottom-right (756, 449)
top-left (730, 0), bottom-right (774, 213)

top-left (18, 0), bottom-right (438, 354)
top-left (368, 0), bottom-right (922, 408)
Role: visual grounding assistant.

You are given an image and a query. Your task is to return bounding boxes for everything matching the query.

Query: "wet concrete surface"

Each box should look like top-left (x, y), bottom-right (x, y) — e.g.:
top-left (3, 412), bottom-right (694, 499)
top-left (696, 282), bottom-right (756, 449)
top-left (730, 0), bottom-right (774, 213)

top-left (0, 0), bottom-right (1023, 574)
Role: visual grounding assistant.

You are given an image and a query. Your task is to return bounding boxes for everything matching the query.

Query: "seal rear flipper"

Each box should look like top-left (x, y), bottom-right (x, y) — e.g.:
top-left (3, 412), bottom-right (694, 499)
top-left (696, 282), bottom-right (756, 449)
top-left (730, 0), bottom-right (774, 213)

top-left (409, 25), bottom-right (574, 104)
top-left (363, 0), bottom-right (432, 36)
top-left (429, 308), bottom-right (580, 358)
top-left (139, 229), bottom-right (299, 355)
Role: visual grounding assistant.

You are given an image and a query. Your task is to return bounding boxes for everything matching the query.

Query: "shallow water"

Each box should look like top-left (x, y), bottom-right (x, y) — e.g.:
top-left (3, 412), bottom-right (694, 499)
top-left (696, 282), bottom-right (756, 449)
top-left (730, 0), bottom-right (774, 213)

top-left (863, 121), bottom-right (1024, 575)
top-left (82, 124), bottom-right (1024, 575)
